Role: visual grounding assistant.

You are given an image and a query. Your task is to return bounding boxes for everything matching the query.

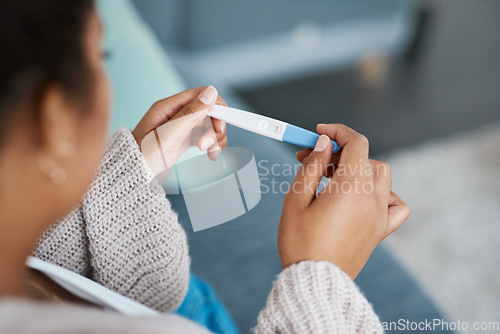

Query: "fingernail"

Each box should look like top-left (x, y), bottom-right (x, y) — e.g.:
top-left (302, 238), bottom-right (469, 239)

top-left (208, 149), bottom-right (222, 161)
top-left (219, 121), bottom-right (226, 133)
top-left (314, 135), bottom-right (330, 152)
top-left (200, 137), bottom-right (215, 151)
top-left (317, 123), bottom-right (326, 127)
top-left (199, 86), bottom-right (218, 105)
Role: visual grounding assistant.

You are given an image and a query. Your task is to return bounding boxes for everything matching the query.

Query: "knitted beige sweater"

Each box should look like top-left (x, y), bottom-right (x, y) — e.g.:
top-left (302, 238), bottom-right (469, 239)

top-left (0, 129), bottom-right (383, 333)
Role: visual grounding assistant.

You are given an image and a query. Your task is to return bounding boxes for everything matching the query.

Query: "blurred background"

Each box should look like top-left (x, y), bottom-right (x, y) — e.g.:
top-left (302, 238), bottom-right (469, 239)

top-left (108, 0), bottom-right (500, 332)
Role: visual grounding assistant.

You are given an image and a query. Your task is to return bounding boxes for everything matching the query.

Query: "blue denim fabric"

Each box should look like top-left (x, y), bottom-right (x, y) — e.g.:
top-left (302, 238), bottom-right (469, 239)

top-left (175, 274), bottom-right (240, 334)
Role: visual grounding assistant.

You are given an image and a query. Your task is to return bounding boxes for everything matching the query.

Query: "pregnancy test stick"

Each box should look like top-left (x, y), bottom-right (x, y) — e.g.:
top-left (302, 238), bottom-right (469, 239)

top-left (209, 105), bottom-right (340, 153)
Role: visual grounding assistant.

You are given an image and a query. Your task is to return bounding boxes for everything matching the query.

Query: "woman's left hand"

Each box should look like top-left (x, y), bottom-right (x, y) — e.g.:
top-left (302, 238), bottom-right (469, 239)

top-left (133, 86), bottom-right (227, 154)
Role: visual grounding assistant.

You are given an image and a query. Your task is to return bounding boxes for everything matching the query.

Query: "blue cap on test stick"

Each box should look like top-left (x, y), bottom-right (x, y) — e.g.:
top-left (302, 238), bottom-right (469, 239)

top-left (282, 124), bottom-right (341, 153)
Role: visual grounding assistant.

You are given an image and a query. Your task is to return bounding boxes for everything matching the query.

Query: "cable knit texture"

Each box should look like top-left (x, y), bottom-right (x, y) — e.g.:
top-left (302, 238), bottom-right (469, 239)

top-left (1, 128), bottom-right (385, 333)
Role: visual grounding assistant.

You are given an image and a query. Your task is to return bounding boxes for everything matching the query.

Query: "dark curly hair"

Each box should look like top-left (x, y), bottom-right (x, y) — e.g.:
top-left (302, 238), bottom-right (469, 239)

top-left (0, 0), bottom-right (94, 142)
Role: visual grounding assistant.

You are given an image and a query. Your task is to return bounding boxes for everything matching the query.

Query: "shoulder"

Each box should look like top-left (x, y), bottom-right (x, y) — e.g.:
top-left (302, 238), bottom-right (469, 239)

top-left (0, 298), bottom-right (210, 334)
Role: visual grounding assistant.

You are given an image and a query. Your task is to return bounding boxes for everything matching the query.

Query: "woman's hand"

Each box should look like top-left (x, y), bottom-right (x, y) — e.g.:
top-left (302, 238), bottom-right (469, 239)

top-left (132, 86), bottom-right (227, 180)
top-left (133, 86), bottom-right (227, 156)
top-left (278, 123), bottom-right (410, 279)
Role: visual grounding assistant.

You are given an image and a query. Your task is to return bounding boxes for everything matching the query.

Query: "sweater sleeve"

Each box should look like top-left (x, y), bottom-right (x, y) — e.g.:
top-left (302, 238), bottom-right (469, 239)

top-left (255, 261), bottom-right (383, 334)
top-left (33, 128), bottom-right (190, 313)
top-left (32, 206), bottom-right (91, 277)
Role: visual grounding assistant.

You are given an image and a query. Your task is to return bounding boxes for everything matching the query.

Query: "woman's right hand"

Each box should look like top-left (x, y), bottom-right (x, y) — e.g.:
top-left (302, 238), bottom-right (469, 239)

top-left (278, 124), bottom-right (410, 279)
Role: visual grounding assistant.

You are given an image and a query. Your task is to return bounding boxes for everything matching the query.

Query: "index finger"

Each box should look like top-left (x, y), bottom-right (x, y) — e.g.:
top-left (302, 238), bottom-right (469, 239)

top-left (134, 87), bottom-right (208, 138)
top-left (316, 123), bottom-right (370, 178)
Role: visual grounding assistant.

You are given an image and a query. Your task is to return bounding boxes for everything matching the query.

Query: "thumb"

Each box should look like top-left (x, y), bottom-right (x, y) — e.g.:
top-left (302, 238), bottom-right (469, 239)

top-left (285, 135), bottom-right (332, 208)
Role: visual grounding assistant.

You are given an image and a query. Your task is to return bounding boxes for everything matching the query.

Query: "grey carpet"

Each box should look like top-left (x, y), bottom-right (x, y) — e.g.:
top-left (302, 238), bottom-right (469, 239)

top-left (382, 123), bottom-right (500, 333)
